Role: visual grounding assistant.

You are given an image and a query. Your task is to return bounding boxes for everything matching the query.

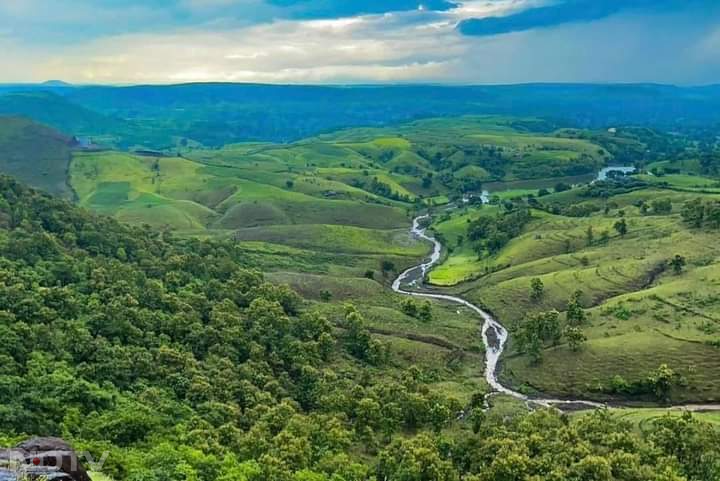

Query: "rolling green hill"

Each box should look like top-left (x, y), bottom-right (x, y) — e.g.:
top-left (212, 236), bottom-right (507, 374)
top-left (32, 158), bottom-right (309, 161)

top-left (430, 177), bottom-right (720, 403)
top-left (0, 116), bottom-right (74, 196)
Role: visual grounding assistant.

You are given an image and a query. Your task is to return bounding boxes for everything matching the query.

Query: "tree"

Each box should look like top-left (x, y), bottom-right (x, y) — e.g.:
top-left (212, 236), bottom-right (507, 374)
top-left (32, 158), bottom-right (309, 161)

top-left (344, 305), bottom-right (386, 365)
top-left (566, 290), bottom-right (586, 326)
top-left (400, 298), bottom-right (418, 318)
top-left (515, 310), bottom-right (561, 363)
top-left (706, 200), bottom-right (720, 228)
top-left (380, 260), bottom-right (396, 276)
top-left (554, 182), bottom-right (571, 192)
top-left (285, 179), bottom-right (295, 189)
top-left (378, 434), bottom-right (458, 481)
top-left (613, 218), bottom-right (628, 237)
top-left (681, 198), bottom-right (705, 228)
top-left (429, 403), bottom-right (451, 433)
top-left (418, 301), bottom-right (433, 323)
top-left (647, 364), bottom-right (677, 403)
top-left (585, 225), bottom-right (594, 246)
top-left (564, 326), bottom-right (587, 352)
top-left (669, 255), bottom-right (686, 275)
top-left (469, 408), bottom-right (485, 434)
top-left (652, 198), bottom-right (672, 215)
top-left (530, 278), bottom-right (544, 302)
top-left (320, 290), bottom-right (332, 302)
top-left (515, 320), bottom-right (543, 364)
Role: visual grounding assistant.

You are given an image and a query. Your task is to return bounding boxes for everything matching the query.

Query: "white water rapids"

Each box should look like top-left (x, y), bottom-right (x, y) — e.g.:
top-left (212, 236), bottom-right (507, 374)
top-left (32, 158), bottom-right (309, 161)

top-left (392, 215), bottom-right (605, 410)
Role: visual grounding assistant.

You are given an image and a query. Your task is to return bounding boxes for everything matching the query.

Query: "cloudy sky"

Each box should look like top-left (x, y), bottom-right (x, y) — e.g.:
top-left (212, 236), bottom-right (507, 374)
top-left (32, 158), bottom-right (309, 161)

top-left (0, 0), bottom-right (718, 85)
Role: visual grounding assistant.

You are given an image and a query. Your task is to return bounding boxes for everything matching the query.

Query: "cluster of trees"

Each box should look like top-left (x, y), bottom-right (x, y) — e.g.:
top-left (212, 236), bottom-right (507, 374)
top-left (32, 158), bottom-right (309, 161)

top-left (400, 298), bottom-right (433, 322)
top-left (516, 290), bottom-right (588, 363)
top-left (681, 198), bottom-right (720, 228)
top-left (365, 177), bottom-right (411, 202)
top-left (467, 206), bottom-right (532, 256)
top-left (378, 408), bottom-right (720, 481)
top-left (638, 198), bottom-right (673, 215)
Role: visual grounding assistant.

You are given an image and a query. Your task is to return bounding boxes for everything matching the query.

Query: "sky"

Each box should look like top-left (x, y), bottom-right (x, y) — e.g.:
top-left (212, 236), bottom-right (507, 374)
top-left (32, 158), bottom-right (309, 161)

top-left (0, 0), bottom-right (719, 85)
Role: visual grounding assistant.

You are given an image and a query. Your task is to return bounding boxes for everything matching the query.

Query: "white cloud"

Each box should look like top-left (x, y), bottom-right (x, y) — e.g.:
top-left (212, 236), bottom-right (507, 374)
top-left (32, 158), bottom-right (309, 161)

top-left (2, 0), bottom-right (719, 85)
top-left (13, 10), bottom-right (466, 83)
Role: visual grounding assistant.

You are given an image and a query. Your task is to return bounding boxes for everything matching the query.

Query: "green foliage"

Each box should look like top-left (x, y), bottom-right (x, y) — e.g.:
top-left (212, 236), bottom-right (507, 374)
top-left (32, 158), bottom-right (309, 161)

top-left (669, 254), bottom-right (686, 275)
top-left (514, 310), bottom-right (562, 364)
top-left (647, 364), bottom-right (679, 404)
top-left (614, 218), bottom-right (628, 237)
top-left (468, 206), bottom-right (532, 256)
top-left (530, 277), bottom-right (544, 302)
top-left (565, 326), bottom-right (587, 352)
top-left (343, 305), bottom-right (388, 365)
top-left (682, 198), bottom-right (720, 229)
top-left (565, 291), bottom-right (587, 326)
top-left (400, 299), bottom-right (433, 322)
top-left (0, 176), bottom-right (466, 480)
top-left (652, 198), bottom-right (673, 215)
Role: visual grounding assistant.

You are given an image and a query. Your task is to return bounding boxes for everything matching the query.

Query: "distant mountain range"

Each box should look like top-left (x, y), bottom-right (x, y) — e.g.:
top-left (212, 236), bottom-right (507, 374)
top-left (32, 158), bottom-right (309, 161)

top-left (1, 82), bottom-right (720, 149)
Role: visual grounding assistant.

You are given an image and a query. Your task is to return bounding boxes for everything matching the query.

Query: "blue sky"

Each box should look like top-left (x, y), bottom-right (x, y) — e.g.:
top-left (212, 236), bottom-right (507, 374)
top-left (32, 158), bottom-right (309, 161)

top-left (0, 0), bottom-right (718, 84)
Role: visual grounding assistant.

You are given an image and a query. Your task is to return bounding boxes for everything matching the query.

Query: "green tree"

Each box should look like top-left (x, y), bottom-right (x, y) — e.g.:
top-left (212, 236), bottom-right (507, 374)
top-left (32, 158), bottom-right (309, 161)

top-left (530, 277), bottom-right (544, 302)
top-left (669, 255), bottom-right (686, 275)
top-left (418, 301), bottom-right (433, 323)
top-left (564, 326), bottom-right (587, 352)
top-left (681, 198), bottom-right (705, 228)
top-left (381, 260), bottom-right (396, 276)
top-left (585, 225), bottom-right (594, 246)
top-left (566, 291), bottom-right (587, 326)
top-left (614, 218), bottom-right (628, 237)
top-left (400, 298), bottom-right (419, 318)
top-left (647, 364), bottom-right (677, 403)
top-left (515, 311), bottom-right (561, 363)
top-left (429, 403), bottom-right (451, 433)
top-left (469, 408), bottom-right (485, 434)
top-left (651, 198), bottom-right (672, 215)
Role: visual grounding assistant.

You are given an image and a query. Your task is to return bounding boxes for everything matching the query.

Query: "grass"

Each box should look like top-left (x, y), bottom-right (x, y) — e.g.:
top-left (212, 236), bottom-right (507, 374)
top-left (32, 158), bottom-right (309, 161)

top-left (608, 408), bottom-right (720, 429)
top-left (70, 151), bottom-right (410, 232)
top-left (426, 184), bottom-right (720, 403)
top-left (636, 173), bottom-right (720, 192)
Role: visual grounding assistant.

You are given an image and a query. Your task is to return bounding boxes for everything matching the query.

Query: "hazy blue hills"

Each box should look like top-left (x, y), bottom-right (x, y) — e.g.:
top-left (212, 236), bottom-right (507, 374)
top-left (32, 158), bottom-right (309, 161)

top-left (1, 82), bottom-right (720, 148)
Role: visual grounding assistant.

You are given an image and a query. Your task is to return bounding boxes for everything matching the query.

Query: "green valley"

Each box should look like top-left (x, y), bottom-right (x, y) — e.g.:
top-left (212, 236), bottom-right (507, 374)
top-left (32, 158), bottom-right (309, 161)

top-left (2, 103), bottom-right (720, 481)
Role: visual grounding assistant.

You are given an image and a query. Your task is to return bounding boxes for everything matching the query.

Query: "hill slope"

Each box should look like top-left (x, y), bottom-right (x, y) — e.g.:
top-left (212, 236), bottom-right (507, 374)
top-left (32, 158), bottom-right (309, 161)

top-left (0, 116), bottom-right (74, 196)
top-left (430, 178), bottom-right (720, 403)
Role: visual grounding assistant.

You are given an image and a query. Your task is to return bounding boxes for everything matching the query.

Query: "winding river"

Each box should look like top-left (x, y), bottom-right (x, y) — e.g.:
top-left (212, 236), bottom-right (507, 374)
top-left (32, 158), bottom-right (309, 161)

top-left (393, 215), bottom-right (605, 410)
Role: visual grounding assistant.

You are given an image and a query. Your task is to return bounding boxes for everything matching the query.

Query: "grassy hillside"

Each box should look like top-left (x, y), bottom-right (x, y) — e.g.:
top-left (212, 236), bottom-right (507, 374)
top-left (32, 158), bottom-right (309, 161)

top-left (0, 116), bottom-right (74, 196)
top-left (62, 116), bottom-right (617, 283)
top-left (429, 177), bottom-right (720, 403)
